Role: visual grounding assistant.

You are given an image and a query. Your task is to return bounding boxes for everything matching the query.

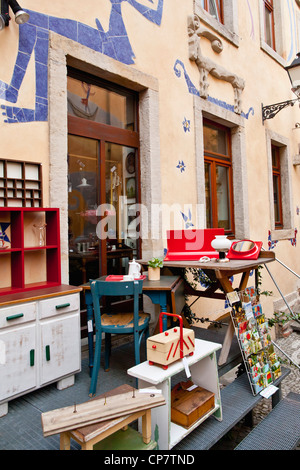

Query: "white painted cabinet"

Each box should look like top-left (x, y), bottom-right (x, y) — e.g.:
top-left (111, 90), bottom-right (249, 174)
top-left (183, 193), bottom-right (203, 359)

top-left (128, 338), bottom-right (223, 450)
top-left (0, 323), bottom-right (36, 401)
top-left (0, 286), bottom-right (81, 416)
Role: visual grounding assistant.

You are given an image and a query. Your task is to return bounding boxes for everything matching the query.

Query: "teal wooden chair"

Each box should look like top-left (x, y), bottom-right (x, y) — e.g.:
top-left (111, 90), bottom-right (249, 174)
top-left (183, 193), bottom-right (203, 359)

top-left (89, 279), bottom-right (150, 396)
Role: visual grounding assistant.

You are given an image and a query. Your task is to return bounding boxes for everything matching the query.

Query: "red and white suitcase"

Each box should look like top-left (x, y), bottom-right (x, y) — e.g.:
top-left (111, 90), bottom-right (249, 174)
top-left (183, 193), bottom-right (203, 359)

top-left (147, 312), bottom-right (195, 369)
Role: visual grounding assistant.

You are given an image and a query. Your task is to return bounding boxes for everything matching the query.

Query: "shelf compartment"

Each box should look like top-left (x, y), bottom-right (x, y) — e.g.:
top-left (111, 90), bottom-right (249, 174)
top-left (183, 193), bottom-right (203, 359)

top-left (0, 208), bottom-right (61, 295)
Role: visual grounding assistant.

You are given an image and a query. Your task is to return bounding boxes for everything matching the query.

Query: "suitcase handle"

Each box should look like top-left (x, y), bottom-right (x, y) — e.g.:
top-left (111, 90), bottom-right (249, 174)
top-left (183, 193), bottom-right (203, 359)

top-left (159, 312), bottom-right (184, 359)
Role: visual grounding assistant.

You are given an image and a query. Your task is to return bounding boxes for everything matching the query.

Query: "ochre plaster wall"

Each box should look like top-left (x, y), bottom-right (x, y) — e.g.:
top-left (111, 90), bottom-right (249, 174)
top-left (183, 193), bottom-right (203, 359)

top-left (0, 0), bottom-right (300, 322)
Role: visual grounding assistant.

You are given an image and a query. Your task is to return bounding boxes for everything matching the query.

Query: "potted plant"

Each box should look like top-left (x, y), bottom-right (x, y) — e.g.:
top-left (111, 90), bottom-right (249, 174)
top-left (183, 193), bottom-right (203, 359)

top-left (148, 257), bottom-right (163, 280)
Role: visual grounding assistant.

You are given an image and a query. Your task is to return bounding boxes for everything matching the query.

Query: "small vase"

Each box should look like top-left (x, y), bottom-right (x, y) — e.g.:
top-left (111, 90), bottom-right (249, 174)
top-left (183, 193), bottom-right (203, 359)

top-left (33, 223), bottom-right (47, 246)
top-left (211, 235), bottom-right (231, 251)
top-left (148, 266), bottom-right (160, 281)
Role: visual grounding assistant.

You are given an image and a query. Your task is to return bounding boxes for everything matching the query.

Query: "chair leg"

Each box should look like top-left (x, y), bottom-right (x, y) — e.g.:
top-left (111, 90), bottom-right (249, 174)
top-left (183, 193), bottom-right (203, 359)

top-left (134, 330), bottom-right (141, 365)
top-left (104, 333), bottom-right (111, 371)
top-left (144, 326), bottom-right (150, 357)
top-left (89, 332), bottom-right (102, 396)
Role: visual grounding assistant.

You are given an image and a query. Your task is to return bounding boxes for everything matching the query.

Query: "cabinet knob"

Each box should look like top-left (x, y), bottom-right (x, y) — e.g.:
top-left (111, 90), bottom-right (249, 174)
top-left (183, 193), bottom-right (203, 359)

top-left (45, 345), bottom-right (51, 361)
top-left (152, 345), bottom-right (156, 349)
top-left (30, 349), bottom-right (35, 367)
top-left (55, 303), bottom-right (70, 310)
top-left (6, 313), bottom-right (24, 321)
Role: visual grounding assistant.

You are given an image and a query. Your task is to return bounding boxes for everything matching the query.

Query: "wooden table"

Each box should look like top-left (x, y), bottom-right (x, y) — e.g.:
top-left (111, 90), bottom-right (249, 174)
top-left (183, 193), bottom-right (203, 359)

top-left (138, 252), bottom-right (275, 365)
top-left (81, 275), bottom-right (181, 371)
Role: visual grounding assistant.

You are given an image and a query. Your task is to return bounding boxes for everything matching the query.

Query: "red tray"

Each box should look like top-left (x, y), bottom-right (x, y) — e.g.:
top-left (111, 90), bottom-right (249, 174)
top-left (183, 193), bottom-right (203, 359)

top-left (105, 275), bottom-right (146, 281)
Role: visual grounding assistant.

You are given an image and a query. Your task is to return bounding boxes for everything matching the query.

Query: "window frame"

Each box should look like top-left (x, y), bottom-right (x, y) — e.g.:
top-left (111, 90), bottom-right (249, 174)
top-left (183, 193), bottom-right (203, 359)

top-left (67, 68), bottom-right (141, 278)
top-left (271, 145), bottom-right (283, 230)
top-left (266, 130), bottom-right (294, 241)
top-left (201, 0), bottom-right (224, 24)
top-left (194, 0), bottom-right (239, 47)
top-left (203, 119), bottom-right (235, 236)
top-left (259, 0), bottom-right (286, 65)
top-left (263, 0), bottom-right (276, 51)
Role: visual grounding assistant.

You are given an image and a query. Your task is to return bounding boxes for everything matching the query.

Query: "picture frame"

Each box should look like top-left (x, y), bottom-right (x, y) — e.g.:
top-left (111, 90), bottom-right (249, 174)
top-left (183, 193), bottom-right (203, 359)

top-left (126, 177), bottom-right (136, 198)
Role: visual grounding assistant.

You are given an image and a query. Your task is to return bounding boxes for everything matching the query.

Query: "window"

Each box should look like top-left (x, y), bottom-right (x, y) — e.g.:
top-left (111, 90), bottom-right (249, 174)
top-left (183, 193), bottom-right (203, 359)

top-left (266, 130), bottom-right (294, 241)
top-left (200, 0), bottom-right (224, 23)
top-left (263, 0), bottom-right (275, 50)
top-left (67, 69), bottom-right (139, 285)
top-left (204, 120), bottom-right (234, 234)
top-left (272, 145), bottom-right (283, 229)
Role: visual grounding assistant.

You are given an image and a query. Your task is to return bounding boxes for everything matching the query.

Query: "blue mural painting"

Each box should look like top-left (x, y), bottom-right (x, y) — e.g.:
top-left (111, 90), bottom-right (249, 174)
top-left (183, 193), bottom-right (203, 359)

top-left (0, 0), bottom-right (164, 123)
top-left (173, 59), bottom-right (254, 120)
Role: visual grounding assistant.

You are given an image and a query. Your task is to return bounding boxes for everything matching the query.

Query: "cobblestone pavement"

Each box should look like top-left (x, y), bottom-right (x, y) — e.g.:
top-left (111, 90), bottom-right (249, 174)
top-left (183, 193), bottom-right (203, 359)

top-left (211, 328), bottom-right (300, 450)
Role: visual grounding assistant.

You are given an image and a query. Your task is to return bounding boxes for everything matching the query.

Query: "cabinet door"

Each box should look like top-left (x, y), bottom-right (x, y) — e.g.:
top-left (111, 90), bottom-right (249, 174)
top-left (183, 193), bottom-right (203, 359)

top-left (40, 313), bottom-right (80, 386)
top-left (0, 324), bottom-right (36, 401)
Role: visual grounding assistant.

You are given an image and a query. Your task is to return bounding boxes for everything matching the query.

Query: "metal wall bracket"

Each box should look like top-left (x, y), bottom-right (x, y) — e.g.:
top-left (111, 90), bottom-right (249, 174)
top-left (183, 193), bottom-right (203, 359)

top-left (262, 99), bottom-right (299, 122)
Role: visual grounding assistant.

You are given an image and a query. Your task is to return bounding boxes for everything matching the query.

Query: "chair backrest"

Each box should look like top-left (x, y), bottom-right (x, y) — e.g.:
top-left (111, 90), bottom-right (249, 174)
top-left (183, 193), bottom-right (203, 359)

top-left (89, 279), bottom-right (143, 328)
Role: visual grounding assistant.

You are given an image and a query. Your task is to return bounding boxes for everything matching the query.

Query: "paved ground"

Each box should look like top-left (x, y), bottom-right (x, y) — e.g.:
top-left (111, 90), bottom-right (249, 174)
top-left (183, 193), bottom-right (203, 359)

top-left (211, 327), bottom-right (300, 450)
top-left (0, 326), bottom-right (299, 450)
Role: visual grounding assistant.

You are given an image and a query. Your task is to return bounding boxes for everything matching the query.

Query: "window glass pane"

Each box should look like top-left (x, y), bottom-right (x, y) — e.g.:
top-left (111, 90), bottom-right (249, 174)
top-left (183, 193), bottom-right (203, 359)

top-left (68, 135), bottom-right (99, 285)
top-left (264, 2), bottom-right (274, 49)
top-left (205, 162), bottom-right (212, 228)
top-left (204, 125), bottom-right (228, 157)
top-left (208, 0), bottom-right (222, 22)
top-left (272, 146), bottom-right (279, 169)
top-left (273, 174), bottom-right (281, 224)
top-left (105, 143), bottom-right (137, 270)
top-left (216, 165), bottom-right (230, 230)
top-left (67, 76), bottom-right (136, 130)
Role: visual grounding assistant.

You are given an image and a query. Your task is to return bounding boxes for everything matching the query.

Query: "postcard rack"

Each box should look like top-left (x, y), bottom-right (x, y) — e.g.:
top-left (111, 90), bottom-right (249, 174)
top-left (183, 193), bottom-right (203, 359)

top-left (227, 287), bottom-right (282, 396)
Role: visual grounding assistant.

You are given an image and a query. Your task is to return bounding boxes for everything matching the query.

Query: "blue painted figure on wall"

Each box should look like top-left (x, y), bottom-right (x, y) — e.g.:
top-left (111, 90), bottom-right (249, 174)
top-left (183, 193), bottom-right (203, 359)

top-left (0, 0), bottom-right (164, 123)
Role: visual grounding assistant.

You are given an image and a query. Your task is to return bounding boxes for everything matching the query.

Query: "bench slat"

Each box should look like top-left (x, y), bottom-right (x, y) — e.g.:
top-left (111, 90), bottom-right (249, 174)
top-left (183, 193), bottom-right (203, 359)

top-left (235, 392), bottom-right (300, 450)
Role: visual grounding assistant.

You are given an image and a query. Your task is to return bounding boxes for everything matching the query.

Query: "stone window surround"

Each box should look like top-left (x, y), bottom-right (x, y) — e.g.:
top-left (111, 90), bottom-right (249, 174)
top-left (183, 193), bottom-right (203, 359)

top-left (194, 0), bottom-right (239, 47)
top-left (194, 95), bottom-right (249, 239)
top-left (259, 0), bottom-right (286, 66)
top-left (48, 32), bottom-right (162, 283)
top-left (265, 129), bottom-right (295, 241)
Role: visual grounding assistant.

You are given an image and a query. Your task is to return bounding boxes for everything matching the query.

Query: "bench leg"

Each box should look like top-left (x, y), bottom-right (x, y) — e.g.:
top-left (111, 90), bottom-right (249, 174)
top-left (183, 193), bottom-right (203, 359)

top-left (142, 409), bottom-right (152, 444)
top-left (244, 410), bottom-right (253, 427)
top-left (272, 383), bottom-right (282, 408)
top-left (60, 432), bottom-right (71, 450)
top-left (81, 441), bottom-right (94, 450)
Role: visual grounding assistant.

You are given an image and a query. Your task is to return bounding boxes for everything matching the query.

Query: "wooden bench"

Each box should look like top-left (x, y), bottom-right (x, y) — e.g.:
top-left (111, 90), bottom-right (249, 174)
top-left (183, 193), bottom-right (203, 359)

top-left (235, 391), bottom-right (300, 450)
top-left (173, 366), bottom-right (290, 450)
top-left (59, 385), bottom-right (157, 450)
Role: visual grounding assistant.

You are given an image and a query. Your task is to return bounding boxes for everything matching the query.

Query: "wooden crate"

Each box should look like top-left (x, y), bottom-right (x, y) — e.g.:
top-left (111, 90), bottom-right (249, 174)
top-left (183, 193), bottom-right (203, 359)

top-left (147, 327), bottom-right (195, 368)
top-left (171, 381), bottom-right (215, 428)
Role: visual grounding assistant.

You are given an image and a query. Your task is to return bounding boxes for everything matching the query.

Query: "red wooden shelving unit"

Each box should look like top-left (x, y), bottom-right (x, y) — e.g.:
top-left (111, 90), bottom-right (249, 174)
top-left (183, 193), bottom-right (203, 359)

top-left (0, 208), bottom-right (61, 295)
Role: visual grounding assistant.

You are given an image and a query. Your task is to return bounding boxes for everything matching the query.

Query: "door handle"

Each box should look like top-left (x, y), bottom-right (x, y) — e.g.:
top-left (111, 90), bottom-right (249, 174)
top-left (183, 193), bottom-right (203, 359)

top-left (45, 345), bottom-right (50, 361)
top-left (30, 349), bottom-right (35, 366)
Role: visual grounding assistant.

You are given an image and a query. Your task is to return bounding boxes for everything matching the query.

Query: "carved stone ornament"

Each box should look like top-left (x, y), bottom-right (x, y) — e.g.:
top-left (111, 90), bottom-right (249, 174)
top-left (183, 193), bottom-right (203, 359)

top-left (187, 14), bottom-right (245, 114)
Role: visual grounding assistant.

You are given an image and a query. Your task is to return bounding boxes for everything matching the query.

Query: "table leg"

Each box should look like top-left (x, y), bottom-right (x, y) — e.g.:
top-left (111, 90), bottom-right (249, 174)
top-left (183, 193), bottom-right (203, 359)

top-left (217, 275), bottom-right (236, 366)
top-left (218, 321), bottom-right (235, 366)
top-left (143, 292), bottom-right (168, 331)
top-left (142, 409), bottom-right (152, 444)
top-left (60, 432), bottom-right (71, 450)
top-left (217, 269), bottom-right (251, 366)
top-left (85, 290), bottom-right (94, 373)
